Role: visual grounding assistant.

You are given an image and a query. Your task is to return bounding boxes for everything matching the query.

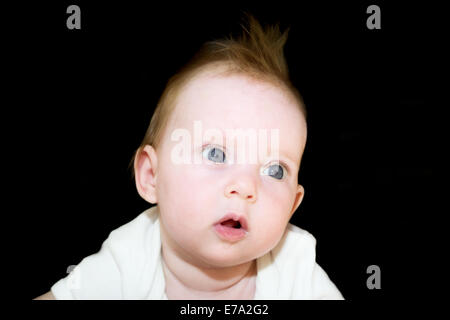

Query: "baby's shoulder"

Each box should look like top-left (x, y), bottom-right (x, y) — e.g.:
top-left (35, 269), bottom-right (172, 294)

top-left (285, 223), bottom-right (317, 247)
top-left (269, 223), bottom-right (318, 267)
top-left (106, 206), bottom-right (159, 247)
top-left (263, 223), bottom-right (319, 289)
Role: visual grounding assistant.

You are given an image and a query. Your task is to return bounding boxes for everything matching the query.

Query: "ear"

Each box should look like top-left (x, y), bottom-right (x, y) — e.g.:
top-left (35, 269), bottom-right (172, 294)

top-left (290, 184), bottom-right (305, 215)
top-left (134, 145), bottom-right (158, 204)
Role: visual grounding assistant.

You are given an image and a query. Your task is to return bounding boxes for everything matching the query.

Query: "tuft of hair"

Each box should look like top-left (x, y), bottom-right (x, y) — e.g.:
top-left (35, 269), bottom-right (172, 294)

top-left (208, 13), bottom-right (291, 82)
top-left (128, 13), bottom-right (306, 179)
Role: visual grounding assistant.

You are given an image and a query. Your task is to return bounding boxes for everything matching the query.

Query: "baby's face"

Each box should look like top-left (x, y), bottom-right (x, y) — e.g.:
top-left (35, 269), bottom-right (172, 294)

top-left (154, 70), bottom-right (307, 268)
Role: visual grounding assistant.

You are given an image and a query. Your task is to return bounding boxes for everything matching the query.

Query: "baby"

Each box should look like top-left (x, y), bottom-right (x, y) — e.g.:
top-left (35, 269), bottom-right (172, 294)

top-left (35, 15), bottom-right (343, 300)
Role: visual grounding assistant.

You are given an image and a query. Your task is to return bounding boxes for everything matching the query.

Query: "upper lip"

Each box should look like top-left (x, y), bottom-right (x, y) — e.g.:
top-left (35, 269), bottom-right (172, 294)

top-left (215, 213), bottom-right (249, 231)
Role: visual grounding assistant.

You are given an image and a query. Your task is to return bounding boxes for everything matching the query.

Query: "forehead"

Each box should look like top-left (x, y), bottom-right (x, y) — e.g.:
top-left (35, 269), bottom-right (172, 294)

top-left (166, 71), bottom-right (307, 162)
top-left (172, 71), bottom-right (305, 132)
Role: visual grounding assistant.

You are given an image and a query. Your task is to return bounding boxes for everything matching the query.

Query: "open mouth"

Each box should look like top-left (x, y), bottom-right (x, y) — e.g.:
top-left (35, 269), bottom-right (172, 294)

top-left (220, 219), bottom-right (242, 229)
top-left (213, 213), bottom-right (248, 242)
top-left (215, 213), bottom-right (248, 231)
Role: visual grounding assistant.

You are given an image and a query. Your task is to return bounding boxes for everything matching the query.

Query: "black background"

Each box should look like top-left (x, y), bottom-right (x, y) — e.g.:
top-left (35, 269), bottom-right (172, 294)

top-left (30, 1), bottom-right (442, 302)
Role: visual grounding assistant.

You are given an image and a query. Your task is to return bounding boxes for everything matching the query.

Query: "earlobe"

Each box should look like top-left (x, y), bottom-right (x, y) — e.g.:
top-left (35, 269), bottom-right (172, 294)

top-left (134, 145), bottom-right (158, 204)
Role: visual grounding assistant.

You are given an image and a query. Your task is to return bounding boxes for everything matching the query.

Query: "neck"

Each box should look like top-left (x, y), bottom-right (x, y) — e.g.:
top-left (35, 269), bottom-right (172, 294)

top-left (160, 225), bottom-right (257, 299)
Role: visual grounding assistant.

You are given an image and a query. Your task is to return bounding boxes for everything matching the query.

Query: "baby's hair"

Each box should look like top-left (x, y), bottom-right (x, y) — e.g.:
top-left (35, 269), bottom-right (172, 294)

top-left (129, 13), bottom-right (306, 178)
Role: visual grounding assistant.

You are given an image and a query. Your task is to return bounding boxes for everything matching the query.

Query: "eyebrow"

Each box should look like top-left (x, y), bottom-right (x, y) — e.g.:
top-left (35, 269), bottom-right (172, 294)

top-left (275, 152), bottom-right (298, 171)
top-left (279, 152), bottom-right (297, 165)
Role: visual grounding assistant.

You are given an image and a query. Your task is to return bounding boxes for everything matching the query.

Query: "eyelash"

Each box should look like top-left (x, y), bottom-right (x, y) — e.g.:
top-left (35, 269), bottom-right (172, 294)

top-left (201, 144), bottom-right (290, 176)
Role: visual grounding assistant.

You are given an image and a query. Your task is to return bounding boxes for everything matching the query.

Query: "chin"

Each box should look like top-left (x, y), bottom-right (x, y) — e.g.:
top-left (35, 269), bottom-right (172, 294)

top-left (198, 248), bottom-right (254, 268)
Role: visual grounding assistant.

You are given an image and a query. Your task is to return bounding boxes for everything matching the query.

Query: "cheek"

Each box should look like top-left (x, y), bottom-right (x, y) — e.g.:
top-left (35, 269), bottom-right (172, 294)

top-left (157, 164), bottom-right (217, 225)
top-left (252, 182), bottom-right (295, 247)
top-left (261, 179), bottom-right (295, 214)
top-left (159, 165), bottom-right (199, 201)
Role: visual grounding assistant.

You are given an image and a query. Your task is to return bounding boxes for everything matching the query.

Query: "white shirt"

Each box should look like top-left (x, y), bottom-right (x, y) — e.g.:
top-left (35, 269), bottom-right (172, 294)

top-left (51, 206), bottom-right (344, 300)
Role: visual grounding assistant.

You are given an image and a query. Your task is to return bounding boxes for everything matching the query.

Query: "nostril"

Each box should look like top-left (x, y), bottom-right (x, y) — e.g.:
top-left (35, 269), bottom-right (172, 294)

top-left (225, 187), bottom-right (256, 202)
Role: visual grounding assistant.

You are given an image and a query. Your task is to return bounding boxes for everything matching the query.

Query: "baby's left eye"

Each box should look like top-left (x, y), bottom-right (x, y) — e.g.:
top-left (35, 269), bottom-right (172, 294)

top-left (262, 164), bottom-right (285, 180)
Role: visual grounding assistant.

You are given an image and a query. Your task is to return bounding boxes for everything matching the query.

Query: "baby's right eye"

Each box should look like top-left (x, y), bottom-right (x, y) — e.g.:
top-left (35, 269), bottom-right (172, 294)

top-left (202, 145), bottom-right (226, 163)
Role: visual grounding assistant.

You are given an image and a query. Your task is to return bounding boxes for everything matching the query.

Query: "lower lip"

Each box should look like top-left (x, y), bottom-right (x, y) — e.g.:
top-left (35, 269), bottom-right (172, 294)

top-left (214, 223), bottom-right (247, 242)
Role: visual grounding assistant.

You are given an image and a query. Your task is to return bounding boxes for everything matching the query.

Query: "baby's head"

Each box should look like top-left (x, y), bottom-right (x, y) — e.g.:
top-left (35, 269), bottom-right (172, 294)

top-left (132, 15), bottom-right (307, 268)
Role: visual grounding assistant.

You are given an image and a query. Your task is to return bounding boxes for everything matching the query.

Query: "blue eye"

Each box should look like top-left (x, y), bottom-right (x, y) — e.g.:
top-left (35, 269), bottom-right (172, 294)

top-left (202, 146), bottom-right (226, 163)
top-left (262, 164), bottom-right (284, 180)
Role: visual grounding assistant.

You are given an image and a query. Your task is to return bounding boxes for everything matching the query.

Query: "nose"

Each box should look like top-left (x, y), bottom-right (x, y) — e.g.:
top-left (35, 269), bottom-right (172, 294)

top-left (224, 168), bottom-right (257, 203)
